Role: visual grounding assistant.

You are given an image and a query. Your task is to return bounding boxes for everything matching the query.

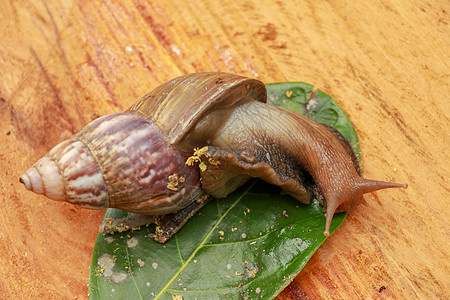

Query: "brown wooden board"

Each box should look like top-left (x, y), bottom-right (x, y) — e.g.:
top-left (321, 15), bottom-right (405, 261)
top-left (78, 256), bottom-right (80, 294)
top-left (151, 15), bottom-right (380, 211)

top-left (0, 0), bottom-right (448, 298)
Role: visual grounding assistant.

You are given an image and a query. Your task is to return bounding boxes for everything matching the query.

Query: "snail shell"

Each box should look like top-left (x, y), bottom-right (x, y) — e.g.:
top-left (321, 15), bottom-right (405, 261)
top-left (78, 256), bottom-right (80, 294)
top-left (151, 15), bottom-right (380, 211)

top-left (20, 113), bottom-right (202, 214)
top-left (20, 73), bottom-right (264, 214)
top-left (20, 72), bottom-right (407, 235)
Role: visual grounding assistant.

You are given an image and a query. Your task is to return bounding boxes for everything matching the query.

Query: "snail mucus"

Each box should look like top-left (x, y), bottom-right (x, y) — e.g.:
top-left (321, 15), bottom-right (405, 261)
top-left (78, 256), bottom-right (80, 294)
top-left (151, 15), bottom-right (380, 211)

top-left (20, 73), bottom-right (407, 242)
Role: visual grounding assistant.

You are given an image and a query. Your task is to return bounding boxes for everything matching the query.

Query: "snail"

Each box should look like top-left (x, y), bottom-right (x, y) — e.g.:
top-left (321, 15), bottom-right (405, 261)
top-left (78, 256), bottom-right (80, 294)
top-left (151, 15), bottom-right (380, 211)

top-left (19, 72), bottom-right (407, 242)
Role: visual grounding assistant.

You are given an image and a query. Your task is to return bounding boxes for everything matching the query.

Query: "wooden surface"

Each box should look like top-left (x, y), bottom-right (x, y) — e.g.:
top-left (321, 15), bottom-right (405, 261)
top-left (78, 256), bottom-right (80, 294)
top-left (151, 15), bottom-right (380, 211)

top-left (0, 0), bottom-right (448, 299)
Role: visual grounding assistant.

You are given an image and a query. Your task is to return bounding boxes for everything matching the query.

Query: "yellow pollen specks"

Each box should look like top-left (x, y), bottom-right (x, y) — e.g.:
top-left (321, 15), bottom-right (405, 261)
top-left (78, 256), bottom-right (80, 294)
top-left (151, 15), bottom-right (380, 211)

top-left (286, 90), bottom-right (293, 98)
top-left (208, 158), bottom-right (220, 166)
top-left (194, 146), bottom-right (209, 157)
top-left (186, 157), bottom-right (196, 166)
top-left (167, 174), bottom-right (186, 191)
top-left (102, 218), bottom-right (130, 233)
top-left (95, 267), bottom-right (105, 277)
top-left (186, 146), bottom-right (212, 172)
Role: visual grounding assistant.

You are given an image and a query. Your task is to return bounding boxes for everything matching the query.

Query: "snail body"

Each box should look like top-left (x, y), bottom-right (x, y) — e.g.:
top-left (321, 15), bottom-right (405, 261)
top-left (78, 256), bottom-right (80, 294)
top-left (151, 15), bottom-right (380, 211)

top-left (20, 73), bottom-right (406, 237)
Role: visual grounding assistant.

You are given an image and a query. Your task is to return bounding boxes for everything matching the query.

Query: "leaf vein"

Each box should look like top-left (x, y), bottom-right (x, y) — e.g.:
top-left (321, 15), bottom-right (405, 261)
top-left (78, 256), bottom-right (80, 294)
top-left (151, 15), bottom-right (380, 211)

top-left (216, 199), bottom-right (222, 216)
top-left (175, 235), bottom-right (184, 264)
top-left (125, 244), bottom-right (143, 300)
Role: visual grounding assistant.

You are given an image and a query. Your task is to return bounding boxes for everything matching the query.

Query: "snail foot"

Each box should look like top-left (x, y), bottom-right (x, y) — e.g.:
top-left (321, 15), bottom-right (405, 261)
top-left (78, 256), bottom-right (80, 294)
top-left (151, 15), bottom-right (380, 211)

top-left (100, 193), bottom-right (210, 243)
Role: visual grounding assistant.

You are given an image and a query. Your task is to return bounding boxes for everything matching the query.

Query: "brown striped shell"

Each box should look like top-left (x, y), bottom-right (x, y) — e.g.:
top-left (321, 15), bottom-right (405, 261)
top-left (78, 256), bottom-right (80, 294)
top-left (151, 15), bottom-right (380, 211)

top-left (20, 113), bottom-right (203, 214)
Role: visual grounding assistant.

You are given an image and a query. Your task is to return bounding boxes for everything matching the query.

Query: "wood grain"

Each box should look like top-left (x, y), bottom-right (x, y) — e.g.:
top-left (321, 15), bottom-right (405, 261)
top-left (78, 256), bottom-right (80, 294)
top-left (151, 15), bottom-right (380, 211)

top-left (0, 0), bottom-right (448, 298)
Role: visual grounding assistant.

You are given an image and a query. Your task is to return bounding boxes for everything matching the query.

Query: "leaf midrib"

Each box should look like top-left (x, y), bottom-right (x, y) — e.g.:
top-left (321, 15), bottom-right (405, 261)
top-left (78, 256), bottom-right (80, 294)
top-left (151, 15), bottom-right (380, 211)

top-left (154, 181), bottom-right (257, 299)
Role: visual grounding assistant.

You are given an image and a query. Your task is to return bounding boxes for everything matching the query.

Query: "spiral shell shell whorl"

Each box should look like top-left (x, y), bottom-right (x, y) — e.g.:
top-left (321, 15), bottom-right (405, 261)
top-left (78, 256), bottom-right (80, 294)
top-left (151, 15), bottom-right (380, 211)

top-left (20, 139), bottom-right (108, 208)
top-left (20, 113), bottom-right (202, 214)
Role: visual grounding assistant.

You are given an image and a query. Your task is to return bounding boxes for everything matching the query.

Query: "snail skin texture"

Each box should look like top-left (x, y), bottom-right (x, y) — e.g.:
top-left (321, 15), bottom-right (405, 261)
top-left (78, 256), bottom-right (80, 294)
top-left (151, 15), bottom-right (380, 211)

top-left (20, 72), bottom-right (407, 238)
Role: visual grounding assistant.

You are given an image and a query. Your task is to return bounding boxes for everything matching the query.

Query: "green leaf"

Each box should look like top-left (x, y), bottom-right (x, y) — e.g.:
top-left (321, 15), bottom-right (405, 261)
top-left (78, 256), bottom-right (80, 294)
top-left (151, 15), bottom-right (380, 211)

top-left (89, 82), bottom-right (359, 299)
